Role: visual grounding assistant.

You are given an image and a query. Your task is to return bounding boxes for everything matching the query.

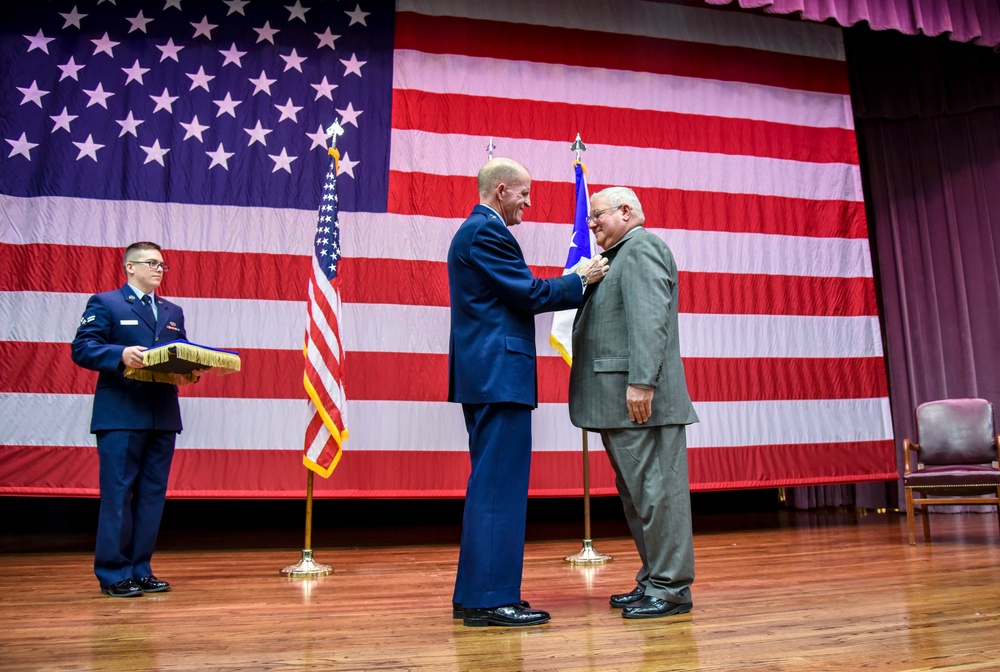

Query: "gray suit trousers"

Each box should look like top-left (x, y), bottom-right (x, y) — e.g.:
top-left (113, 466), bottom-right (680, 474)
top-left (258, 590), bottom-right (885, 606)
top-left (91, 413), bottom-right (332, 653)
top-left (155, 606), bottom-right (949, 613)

top-left (600, 423), bottom-right (694, 604)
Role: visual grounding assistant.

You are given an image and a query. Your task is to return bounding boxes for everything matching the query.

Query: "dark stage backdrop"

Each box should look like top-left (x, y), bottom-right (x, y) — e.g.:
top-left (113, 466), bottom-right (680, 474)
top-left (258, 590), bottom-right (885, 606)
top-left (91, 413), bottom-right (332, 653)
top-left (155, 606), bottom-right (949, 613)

top-left (0, 0), bottom-right (896, 498)
top-left (847, 28), bottom-right (1000, 504)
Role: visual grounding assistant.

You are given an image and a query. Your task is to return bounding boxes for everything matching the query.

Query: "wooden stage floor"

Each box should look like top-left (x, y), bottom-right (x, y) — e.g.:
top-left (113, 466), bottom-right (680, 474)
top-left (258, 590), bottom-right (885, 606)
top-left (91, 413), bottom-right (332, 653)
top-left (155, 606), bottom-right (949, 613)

top-left (1, 509), bottom-right (999, 671)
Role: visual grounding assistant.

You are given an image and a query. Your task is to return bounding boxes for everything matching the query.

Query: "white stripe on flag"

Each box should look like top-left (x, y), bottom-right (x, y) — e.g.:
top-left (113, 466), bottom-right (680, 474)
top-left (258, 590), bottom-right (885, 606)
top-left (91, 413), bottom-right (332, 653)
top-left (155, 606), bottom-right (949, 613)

top-left (3, 393), bottom-right (892, 451)
top-left (3, 292), bottom-right (884, 358)
top-left (393, 50), bottom-right (854, 129)
top-left (389, 129), bottom-right (864, 202)
top-left (2, 197), bottom-right (873, 280)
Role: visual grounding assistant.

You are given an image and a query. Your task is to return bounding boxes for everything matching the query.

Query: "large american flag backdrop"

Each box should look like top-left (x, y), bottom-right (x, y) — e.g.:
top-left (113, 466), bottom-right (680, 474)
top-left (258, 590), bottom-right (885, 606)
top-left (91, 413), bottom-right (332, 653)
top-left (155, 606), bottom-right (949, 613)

top-left (0, 0), bottom-right (897, 498)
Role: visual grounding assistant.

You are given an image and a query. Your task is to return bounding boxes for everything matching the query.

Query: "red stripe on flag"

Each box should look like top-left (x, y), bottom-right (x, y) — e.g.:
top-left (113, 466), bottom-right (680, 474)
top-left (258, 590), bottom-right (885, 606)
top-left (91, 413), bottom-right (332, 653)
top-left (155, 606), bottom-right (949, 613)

top-left (303, 411), bottom-right (325, 450)
top-left (387, 173), bottom-right (869, 239)
top-left (394, 12), bottom-right (851, 95)
top-left (307, 276), bottom-right (345, 374)
top-left (305, 343), bottom-right (347, 434)
top-left (0, 441), bottom-right (898, 498)
top-left (0, 243), bottom-right (309, 299)
top-left (681, 272), bottom-right (878, 316)
top-left (305, 357), bottom-right (347, 431)
top-left (538, 356), bottom-right (889, 403)
top-left (529, 267), bottom-right (879, 317)
top-left (687, 441), bottom-right (899, 490)
top-left (0, 244), bottom-right (876, 316)
top-left (393, 89), bottom-right (860, 165)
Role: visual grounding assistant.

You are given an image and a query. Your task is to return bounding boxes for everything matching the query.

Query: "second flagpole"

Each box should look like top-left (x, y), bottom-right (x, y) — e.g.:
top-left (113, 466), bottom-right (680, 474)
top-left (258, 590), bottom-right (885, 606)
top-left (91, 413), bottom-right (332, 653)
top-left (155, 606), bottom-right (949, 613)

top-left (562, 134), bottom-right (611, 565)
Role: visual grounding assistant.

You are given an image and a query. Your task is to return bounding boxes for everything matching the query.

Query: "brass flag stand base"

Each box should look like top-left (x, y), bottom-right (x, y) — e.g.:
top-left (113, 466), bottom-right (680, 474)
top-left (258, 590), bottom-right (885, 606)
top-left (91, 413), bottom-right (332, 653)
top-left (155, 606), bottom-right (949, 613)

top-left (281, 548), bottom-right (331, 577)
top-left (280, 471), bottom-right (332, 577)
top-left (563, 429), bottom-right (612, 565)
top-left (565, 539), bottom-right (612, 565)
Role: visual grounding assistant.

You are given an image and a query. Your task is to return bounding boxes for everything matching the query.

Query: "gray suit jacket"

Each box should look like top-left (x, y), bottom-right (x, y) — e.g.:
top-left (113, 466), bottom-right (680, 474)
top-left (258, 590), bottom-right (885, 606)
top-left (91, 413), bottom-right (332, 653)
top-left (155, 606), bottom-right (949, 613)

top-left (568, 227), bottom-right (698, 430)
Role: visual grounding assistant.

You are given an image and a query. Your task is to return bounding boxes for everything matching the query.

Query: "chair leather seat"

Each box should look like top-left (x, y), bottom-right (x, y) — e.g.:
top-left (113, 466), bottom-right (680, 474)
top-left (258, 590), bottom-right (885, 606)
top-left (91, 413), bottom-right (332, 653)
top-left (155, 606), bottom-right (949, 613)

top-left (905, 464), bottom-right (1000, 489)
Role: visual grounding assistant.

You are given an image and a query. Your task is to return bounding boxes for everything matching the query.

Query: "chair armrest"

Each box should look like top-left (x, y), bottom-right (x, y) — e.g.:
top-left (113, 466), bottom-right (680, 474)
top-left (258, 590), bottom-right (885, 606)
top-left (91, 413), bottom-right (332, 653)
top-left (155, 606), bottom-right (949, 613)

top-left (903, 439), bottom-right (919, 474)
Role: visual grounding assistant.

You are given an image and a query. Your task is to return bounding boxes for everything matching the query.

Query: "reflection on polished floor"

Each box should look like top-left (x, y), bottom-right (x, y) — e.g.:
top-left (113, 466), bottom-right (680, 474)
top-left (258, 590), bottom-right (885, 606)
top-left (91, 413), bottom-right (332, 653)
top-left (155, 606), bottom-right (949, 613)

top-left (1, 509), bottom-right (999, 671)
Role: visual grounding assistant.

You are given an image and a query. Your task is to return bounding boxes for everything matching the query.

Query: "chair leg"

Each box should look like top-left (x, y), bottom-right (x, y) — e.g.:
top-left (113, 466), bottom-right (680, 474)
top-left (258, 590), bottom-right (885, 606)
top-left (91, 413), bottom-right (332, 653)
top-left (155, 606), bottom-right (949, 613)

top-left (905, 487), bottom-right (916, 545)
top-left (921, 500), bottom-right (931, 542)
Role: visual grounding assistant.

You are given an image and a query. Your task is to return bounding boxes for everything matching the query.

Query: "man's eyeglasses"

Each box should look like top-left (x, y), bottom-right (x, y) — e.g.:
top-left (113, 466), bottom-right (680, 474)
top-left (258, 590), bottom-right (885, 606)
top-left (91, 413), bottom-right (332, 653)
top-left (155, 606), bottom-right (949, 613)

top-left (129, 259), bottom-right (169, 272)
top-left (587, 206), bottom-right (620, 223)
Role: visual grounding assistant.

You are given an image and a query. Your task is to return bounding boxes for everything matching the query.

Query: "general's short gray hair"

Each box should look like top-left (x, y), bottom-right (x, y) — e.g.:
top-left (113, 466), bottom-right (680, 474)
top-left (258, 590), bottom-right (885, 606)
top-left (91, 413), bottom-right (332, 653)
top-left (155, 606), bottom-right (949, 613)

top-left (592, 187), bottom-right (644, 218)
top-left (478, 157), bottom-right (529, 199)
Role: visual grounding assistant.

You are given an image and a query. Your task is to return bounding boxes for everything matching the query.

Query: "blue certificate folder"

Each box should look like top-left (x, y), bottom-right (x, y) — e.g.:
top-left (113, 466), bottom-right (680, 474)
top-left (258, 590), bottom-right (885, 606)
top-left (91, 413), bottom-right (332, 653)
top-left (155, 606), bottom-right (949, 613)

top-left (124, 340), bottom-right (241, 383)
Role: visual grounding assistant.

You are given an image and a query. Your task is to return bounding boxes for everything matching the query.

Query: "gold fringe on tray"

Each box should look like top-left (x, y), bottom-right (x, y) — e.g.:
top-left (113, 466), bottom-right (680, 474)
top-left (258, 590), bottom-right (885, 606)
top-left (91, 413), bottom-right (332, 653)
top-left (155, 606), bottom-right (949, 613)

top-left (123, 342), bottom-right (241, 384)
top-left (124, 368), bottom-right (197, 384)
top-left (145, 342), bottom-right (241, 370)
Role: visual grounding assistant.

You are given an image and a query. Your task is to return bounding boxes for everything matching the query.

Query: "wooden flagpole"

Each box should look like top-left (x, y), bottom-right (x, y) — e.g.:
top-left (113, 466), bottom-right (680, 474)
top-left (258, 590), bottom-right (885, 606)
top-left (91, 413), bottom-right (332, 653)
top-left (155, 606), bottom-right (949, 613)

top-left (280, 470), bottom-right (332, 577)
top-left (564, 429), bottom-right (612, 564)
top-left (561, 134), bottom-right (611, 565)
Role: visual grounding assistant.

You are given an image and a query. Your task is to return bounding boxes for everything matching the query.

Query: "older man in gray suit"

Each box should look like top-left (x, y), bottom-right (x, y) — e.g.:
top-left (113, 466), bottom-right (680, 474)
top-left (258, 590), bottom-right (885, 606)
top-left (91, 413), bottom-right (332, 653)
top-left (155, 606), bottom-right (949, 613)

top-left (568, 186), bottom-right (699, 619)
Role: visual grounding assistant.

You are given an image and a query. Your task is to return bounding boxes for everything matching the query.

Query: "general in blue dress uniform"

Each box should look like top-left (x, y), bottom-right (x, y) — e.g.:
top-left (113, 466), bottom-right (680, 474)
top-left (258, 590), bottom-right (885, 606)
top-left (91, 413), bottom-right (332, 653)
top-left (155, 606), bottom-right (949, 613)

top-left (71, 242), bottom-right (201, 598)
top-left (447, 158), bottom-right (607, 627)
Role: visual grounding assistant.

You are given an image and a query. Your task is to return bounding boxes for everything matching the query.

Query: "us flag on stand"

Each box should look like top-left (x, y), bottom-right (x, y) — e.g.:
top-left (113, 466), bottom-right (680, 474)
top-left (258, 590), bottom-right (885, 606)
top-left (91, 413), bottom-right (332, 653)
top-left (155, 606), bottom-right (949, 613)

top-left (1, 0), bottom-right (897, 498)
top-left (304, 143), bottom-right (348, 478)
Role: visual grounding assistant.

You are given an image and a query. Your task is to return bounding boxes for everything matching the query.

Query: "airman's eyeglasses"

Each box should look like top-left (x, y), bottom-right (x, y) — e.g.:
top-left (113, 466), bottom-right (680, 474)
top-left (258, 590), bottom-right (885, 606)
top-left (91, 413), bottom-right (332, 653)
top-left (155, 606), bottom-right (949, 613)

top-left (129, 259), bottom-right (169, 272)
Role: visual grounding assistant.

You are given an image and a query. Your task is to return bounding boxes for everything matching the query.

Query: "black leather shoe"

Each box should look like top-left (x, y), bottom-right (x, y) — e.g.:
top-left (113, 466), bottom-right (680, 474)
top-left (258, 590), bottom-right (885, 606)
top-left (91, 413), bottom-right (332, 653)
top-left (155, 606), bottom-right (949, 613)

top-left (135, 576), bottom-right (170, 593)
top-left (452, 600), bottom-right (530, 619)
top-left (463, 603), bottom-right (550, 627)
top-left (622, 596), bottom-right (692, 619)
top-left (101, 578), bottom-right (144, 598)
top-left (609, 585), bottom-right (645, 608)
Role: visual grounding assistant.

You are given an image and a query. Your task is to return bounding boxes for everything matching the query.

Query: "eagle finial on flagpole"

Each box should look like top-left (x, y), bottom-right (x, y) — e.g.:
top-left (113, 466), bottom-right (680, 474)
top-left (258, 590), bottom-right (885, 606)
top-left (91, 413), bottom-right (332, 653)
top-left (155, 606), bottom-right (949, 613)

top-left (571, 133), bottom-right (587, 163)
top-left (486, 137), bottom-right (496, 161)
top-left (326, 119), bottom-right (344, 150)
top-left (326, 119), bottom-right (344, 172)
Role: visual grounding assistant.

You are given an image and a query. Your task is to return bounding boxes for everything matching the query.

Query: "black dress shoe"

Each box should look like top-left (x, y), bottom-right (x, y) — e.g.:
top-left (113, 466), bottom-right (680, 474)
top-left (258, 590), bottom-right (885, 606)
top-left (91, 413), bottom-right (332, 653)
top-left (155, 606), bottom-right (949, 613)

top-left (609, 585), bottom-right (645, 608)
top-left (621, 595), bottom-right (692, 619)
top-left (463, 603), bottom-right (550, 627)
top-left (452, 600), bottom-right (530, 619)
top-left (101, 578), bottom-right (144, 598)
top-left (135, 576), bottom-right (170, 593)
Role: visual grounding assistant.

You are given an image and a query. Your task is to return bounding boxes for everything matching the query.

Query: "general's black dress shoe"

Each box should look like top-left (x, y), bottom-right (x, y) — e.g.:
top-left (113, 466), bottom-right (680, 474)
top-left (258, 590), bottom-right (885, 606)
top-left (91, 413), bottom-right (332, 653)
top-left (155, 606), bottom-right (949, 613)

top-left (462, 603), bottom-right (550, 627)
top-left (452, 600), bottom-right (530, 619)
top-left (101, 578), bottom-right (144, 598)
top-left (135, 576), bottom-right (170, 593)
top-left (609, 585), bottom-right (645, 608)
top-left (621, 595), bottom-right (692, 619)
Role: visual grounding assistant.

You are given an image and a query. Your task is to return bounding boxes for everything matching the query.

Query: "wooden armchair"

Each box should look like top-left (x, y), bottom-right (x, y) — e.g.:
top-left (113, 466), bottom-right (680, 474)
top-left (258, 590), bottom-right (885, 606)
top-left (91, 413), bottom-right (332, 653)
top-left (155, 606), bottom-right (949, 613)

top-left (903, 398), bottom-right (1000, 545)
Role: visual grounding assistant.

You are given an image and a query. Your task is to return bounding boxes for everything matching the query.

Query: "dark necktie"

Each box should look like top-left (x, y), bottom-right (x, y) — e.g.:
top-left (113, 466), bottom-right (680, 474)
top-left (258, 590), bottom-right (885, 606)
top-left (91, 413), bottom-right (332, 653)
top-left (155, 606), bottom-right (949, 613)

top-left (139, 295), bottom-right (155, 325)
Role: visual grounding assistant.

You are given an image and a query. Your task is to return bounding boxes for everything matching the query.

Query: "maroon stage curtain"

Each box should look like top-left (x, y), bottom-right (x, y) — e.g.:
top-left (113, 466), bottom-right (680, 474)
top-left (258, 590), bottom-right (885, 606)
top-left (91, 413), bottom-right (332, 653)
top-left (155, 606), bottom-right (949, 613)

top-left (705, 0), bottom-right (1000, 47)
top-left (847, 28), bottom-right (1000, 507)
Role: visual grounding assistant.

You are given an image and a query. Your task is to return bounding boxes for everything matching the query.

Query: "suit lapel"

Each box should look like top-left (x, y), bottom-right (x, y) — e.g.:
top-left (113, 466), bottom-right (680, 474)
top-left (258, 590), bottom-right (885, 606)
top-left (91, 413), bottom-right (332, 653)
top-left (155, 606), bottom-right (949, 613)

top-left (152, 298), bottom-right (166, 338)
top-left (573, 230), bottom-right (645, 330)
top-left (580, 235), bottom-right (633, 305)
top-left (131, 297), bottom-right (156, 330)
